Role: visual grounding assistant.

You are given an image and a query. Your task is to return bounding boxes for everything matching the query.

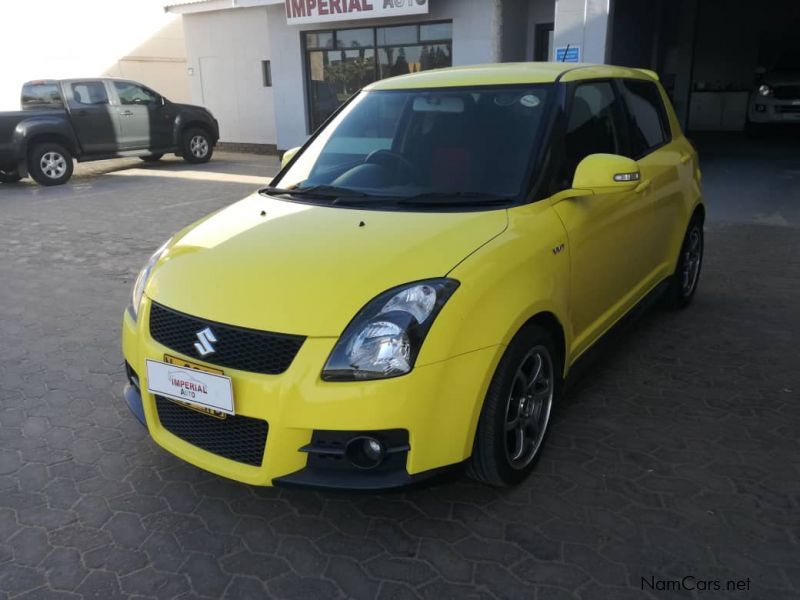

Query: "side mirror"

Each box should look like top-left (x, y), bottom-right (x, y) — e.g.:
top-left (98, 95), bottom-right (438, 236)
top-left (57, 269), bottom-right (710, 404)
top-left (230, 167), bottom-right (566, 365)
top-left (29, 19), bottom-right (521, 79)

top-left (572, 153), bottom-right (641, 193)
top-left (281, 146), bottom-right (301, 169)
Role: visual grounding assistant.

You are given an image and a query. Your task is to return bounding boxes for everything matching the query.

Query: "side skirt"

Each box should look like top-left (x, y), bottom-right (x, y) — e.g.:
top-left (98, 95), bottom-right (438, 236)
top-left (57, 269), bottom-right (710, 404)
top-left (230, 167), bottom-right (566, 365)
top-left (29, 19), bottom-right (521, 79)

top-left (564, 277), bottom-right (672, 392)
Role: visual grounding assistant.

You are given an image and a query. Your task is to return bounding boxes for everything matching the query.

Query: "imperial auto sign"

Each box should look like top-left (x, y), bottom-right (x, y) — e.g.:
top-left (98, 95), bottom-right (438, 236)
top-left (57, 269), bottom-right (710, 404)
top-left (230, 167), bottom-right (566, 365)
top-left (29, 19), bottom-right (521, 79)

top-left (285, 0), bottom-right (429, 25)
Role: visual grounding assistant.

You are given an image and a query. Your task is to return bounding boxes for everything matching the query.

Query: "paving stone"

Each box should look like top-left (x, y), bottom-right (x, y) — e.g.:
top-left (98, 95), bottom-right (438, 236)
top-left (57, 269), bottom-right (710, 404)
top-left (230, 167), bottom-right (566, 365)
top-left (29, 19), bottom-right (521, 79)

top-left (0, 155), bottom-right (798, 599)
top-left (325, 556), bottom-right (380, 600)
top-left (180, 553), bottom-right (231, 598)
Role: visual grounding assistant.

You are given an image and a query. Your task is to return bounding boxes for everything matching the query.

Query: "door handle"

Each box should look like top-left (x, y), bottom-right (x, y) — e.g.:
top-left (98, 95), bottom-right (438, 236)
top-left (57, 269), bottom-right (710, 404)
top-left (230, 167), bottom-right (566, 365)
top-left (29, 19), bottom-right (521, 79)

top-left (120, 110), bottom-right (134, 117)
top-left (635, 179), bottom-right (651, 194)
top-left (680, 153), bottom-right (692, 164)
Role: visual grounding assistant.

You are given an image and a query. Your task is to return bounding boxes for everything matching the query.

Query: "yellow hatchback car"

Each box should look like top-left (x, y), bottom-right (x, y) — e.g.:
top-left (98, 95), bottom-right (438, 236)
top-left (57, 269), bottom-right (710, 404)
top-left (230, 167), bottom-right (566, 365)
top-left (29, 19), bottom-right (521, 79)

top-left (122, 63), bottom-right (704, 489)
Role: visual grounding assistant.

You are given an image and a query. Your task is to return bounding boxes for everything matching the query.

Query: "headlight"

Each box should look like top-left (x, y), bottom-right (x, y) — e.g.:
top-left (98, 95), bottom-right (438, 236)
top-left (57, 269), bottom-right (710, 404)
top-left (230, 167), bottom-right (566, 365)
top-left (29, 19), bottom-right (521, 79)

top-left (758, 84), bottom-right (773, 97)
top-left (322, 279), bottom-right (459, 381)
top-left (130, 239), bottom-right (171, 319)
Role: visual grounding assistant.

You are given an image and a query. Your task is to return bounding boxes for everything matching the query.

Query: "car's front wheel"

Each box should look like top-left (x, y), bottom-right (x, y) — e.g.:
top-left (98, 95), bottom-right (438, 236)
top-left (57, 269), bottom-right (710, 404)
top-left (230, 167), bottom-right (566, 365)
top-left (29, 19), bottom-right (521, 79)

top-left (28, 143), bottom-right (74, 186)
top-left (0, 168), bottom-right (22, 183)
top-left (181, 128), bottom-right (213, 164)
top-left (468, 323), bottom-right (561, 486)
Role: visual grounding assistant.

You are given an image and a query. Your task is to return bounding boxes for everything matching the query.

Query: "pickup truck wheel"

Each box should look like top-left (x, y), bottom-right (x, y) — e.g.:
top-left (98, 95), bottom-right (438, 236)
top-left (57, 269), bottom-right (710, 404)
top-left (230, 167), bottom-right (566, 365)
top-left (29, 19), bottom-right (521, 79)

top-left (0, 169), bottom-right (22, 183)
top-left (467, 323), bottom-right (561, 487)
top-left (182, 128), bottom-right (213, 164)
top-left (28, 143), bottom-right (74, 186)
top-left (140, 153), bottom-right (163, 162)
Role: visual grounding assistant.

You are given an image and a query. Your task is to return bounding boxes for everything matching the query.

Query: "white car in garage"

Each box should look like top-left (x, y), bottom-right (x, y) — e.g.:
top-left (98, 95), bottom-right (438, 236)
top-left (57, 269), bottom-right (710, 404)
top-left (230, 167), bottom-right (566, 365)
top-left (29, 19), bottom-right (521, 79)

top-left (747, 51), bottom-right (800, 135)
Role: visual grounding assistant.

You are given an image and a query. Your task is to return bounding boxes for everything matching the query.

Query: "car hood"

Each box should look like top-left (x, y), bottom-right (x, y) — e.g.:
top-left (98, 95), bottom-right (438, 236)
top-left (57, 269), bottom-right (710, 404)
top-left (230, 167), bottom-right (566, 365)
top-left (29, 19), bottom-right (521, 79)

top-left (146, 193), bottom-right (508, 337)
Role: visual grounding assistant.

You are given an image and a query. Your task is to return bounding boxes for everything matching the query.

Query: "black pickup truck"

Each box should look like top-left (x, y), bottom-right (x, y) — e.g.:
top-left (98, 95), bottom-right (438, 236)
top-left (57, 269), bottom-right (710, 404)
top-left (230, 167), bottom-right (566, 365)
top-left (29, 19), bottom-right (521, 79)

top-left (0, 78), bottom-right (219, 186)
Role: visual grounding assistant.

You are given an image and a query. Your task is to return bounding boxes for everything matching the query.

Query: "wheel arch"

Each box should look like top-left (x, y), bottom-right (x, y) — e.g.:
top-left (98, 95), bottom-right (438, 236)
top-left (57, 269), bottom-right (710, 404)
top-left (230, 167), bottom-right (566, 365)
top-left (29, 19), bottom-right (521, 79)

top-left (521, 311), bottom-right (567, 379)
top-left (25, 132), bottom-right (78, 157)
top-left (691, 202), bottom-right (705, 225)
top-left (176, 120), bottom-right (215, 148)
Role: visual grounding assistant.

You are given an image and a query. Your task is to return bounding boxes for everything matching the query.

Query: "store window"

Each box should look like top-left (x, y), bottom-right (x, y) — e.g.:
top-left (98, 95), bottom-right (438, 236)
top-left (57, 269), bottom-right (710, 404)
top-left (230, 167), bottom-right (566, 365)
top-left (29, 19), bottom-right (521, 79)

top-left (304, 21), bottom-right (453, 131)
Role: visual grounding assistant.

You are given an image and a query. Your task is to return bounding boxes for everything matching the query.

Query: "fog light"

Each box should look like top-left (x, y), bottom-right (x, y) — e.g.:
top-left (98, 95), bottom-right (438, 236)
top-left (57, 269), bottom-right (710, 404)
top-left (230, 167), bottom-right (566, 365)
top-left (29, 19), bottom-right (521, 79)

top-left (345, 436), bottom-right (386, 470)
top-left (755, 104), bottom-right (766, 113)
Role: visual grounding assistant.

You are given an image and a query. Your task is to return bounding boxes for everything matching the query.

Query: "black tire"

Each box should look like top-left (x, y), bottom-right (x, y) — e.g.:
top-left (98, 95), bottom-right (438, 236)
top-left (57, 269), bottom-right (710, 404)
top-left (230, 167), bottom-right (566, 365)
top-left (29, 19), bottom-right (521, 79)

top-left (467, 323), bottom-right (562, 487)
top-left (181, 128), bottom-right (213, 164)
top-left (0, 169), bottom-right (22, 183)
top-left (28, 142), bottom-right (74, 186)
top-left (140, 153), bottom-right (164, 162)
top-left (663, 216), bottom-right (704, 309)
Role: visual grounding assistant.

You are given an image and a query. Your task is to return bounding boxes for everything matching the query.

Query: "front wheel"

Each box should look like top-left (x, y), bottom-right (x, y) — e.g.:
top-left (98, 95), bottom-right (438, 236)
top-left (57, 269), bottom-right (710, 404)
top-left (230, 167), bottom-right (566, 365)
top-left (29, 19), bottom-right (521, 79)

top-left (663, 217), bottom-right (704, 309)
top-left (181, 128), bottom-right (213, 164)
top-left (0, 168), bottom-right (22, 183)
top-left (467, 324), bottom-right (561, 487)
top-left (28, 143), bottom-right (74, 186)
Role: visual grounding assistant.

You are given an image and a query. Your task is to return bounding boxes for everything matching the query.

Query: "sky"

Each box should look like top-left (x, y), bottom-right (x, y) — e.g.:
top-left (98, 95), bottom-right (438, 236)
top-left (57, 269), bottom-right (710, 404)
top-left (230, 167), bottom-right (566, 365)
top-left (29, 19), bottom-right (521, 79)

top-left (0, 0), bottom-right (182, 109)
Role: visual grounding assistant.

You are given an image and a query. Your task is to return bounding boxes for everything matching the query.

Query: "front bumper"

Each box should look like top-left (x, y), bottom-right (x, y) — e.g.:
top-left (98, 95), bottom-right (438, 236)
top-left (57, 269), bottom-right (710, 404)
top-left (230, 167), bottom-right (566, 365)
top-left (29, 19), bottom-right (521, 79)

top-left (122, 298), bottom-right (501, 488)
top-left (748, 97), bottom-right (800, 124)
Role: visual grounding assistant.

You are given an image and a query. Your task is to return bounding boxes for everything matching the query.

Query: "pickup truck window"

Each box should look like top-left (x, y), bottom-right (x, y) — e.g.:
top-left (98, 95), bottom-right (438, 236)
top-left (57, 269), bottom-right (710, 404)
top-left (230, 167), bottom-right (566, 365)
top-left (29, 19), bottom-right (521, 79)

top-left (71, 82), bottom-right (109, 106)
top-left (21, 83), bottom-right (63, 109)
top-left (114, 82), bottom-right (159, 106)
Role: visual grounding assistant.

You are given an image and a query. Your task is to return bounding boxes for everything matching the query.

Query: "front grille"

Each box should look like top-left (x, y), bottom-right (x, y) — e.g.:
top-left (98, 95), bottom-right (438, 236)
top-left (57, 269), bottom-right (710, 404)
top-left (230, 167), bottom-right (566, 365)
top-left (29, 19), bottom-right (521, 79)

top-left (149, 302), bottom-right (305, 374)
top-left (776, 105), bottom-right (800, 114)
top-left (155, 395), bottom-right (268, 466)
top-left (773, 85), bottom-right (800, 100)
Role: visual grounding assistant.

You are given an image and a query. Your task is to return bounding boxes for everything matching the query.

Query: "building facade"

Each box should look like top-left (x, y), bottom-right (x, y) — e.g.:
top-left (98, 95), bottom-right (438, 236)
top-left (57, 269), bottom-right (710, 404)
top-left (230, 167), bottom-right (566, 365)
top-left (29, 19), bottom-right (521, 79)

top-left (166, 0), bottom-right (800, 151)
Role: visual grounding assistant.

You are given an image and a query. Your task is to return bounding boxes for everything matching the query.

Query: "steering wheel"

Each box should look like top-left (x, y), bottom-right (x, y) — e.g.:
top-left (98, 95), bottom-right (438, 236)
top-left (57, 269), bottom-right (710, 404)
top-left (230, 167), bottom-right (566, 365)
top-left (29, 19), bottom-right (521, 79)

top-left (364, 150), bottom-right (418, 184)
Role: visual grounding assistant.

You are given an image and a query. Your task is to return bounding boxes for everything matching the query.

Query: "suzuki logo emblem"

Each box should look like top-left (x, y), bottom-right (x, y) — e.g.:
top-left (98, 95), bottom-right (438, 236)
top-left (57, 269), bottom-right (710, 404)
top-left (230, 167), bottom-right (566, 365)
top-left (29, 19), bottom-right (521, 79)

top-left (194, 327), bottom-right (217, 356)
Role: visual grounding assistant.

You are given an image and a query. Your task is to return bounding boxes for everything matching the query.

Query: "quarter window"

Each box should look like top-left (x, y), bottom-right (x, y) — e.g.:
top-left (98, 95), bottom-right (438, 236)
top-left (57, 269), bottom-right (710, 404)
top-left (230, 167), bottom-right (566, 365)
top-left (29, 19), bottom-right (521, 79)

top-left (563, 82), bottom-right (624, 182)
top-left (620, 79), bottom-right (669, 157)
top-left (71, 82), bottom-right (109, 106)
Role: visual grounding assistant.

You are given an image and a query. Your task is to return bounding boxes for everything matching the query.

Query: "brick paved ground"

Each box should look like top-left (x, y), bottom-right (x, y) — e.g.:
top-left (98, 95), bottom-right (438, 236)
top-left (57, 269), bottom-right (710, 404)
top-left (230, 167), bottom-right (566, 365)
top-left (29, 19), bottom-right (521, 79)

top-left (0, 149), bottom-right (798, 599)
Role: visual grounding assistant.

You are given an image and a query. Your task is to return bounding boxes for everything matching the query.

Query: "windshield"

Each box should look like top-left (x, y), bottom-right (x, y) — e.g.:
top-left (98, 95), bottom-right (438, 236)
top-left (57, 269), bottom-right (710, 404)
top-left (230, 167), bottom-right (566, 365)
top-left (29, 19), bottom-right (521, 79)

top-left (270, 85), bottom-right (552, 209)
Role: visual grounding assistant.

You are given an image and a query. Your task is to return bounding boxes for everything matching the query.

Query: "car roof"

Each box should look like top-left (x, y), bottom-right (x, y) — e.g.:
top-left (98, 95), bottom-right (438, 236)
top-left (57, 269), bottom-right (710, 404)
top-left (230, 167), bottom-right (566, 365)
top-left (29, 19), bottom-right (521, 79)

top-left (365, 62), bottom-right (658, 91)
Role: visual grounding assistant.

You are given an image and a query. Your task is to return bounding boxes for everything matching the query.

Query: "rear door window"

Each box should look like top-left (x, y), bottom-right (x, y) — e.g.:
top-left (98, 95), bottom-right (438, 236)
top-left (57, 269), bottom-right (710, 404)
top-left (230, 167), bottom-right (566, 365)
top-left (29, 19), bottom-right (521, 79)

top-left (70, 81), bottom-right (109, 106)
top-left (620, 79), bottom-right (670, 158)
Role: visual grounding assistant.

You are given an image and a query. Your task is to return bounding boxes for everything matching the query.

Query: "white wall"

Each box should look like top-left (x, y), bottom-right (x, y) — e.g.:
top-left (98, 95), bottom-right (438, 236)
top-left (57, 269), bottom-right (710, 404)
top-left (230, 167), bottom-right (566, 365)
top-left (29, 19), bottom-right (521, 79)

top-left (526, 0), bottom-right (556, 60)
top-left (0, 0), bottom-right (189, 110)
top-left (553, 0), bottom-right (610, 64)
top-left (183, 7), bottom-right (276, 145)
top-left (267, 0), bottom-right (503, 150)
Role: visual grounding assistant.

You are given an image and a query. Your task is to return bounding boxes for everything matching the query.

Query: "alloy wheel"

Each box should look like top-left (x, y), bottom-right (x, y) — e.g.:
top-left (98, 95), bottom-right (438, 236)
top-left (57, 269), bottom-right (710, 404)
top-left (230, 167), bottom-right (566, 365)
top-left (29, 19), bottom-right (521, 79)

top-left (681, 226), bottom-right (703, 297)
top-left (503, 345), bottom-right (554, 469)
top-left (190, 135), bottom-right (209, 158)
top-left (40, 152), bottom-right (67, 179)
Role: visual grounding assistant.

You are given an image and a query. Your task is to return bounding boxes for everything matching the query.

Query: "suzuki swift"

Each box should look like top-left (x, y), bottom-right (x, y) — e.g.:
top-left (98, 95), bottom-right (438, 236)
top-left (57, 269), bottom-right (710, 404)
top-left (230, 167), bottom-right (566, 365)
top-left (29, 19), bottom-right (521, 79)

top-left (122, 63), bottom-right (704, 489)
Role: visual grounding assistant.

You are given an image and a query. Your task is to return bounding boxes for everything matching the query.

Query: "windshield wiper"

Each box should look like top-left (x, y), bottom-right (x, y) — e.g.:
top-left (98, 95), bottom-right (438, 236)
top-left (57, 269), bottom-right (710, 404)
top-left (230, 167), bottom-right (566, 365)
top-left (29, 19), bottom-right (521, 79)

top-left (392, 192), bottom-right (516, 206)
top-left (260, 185), bottom-right (368, 199)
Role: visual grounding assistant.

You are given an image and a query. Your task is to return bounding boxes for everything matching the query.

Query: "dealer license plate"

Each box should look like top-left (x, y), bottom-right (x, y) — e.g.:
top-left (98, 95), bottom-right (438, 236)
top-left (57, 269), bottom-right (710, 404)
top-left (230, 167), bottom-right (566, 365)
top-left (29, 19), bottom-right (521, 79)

top-left (146, 356), bottom-right (234, 418)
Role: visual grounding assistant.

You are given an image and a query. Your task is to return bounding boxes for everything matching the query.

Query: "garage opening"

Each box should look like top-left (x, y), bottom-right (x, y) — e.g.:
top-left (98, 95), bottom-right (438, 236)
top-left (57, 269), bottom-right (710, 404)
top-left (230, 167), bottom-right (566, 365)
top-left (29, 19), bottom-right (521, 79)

top-left (610, 0), bottom-right (800, 135)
